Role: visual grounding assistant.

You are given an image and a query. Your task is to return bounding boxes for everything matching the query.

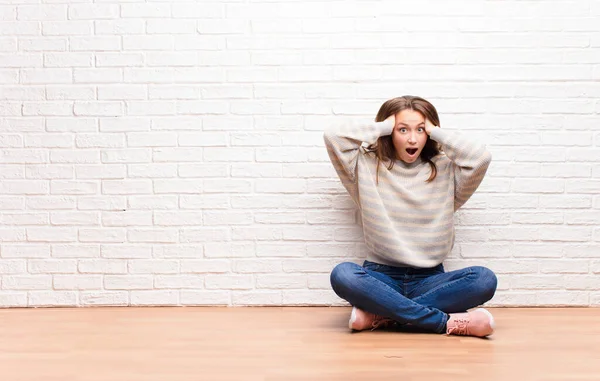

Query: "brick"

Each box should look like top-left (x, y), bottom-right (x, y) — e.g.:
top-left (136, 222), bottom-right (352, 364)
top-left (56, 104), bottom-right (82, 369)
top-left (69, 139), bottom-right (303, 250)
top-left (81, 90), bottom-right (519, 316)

top-left (255, 179), bottom-right (305, 193)
top-left (536, 291), bottom-right (588, 306)
top-left (204, 243), bottom-right (255, 258)
top-left (130, 291), bottom-right (179, 306)
top-left (50, 150), bottom-right (99, 164)
top-left (75, 164), bottom-right (125, 179)
top-left (1, 212), bottom-right (48, 225)
top-left (50, 180), bottom-right (97, 195)
top-left (231, 227), bottom-right (282, 241)
top-left (127, 229), bottom-right (177, 243)
top-left (74, 102), bottom-right (123, 117)
top-left (233, 259), bottom-right (282, 274)
top-left (101, 149), bottom-right (150, 164)
top-left (306, 244), bottom-right (356, 258)
top-left (128, 260), bottom-right (179, 274)
top-left (0, 197), bottom-right (25, 210)
top-left (70, 37), bottom-right (120, 51)
top-left (230, 164), bottom-right (281, 178)
top-left (50, 212), bottom-right (98, 226)
top-left (154, 179), bottom-right (201, 194)
top-left (53, 275), bottom-right (101, 290)
top-left (178, 133), bottom-right (228, 147)
top-left (181, 260), bottom-right (229, 273)
top-left (17, 4), bottom-right (67, 21)
top-left (51, 244), bottom-right (99, 258)
top-left (231, 291), bottom-right (281, 306)
top-left (255, 212), bottom-right (305, 224)
top-left (203, 211), bottom-right (252, 226)
top-left (512, 275), bottom-right (564, 290)
top-left (105, 275), bottom-right (152, 290)
top-left (21, 69), bottom-right (71, 84)
top-left (3, 275), bottom-right (51, 290)
top-left (101, 211), bottom-right (151, 227)
top-left (79, 259), bottom-right (126, 274)
top-left (102, 180), bottom-right (152, 195)
top-left (77, 196), bottom-right (125, 211)
top-left (95, 52), bottom-right (143, 66)
top-left (205, 275), bottom-right (252, 290)
top-left (151, 243), bottom-right (200, 260)
top-left (126, 102), bottom-right (176, 116)
top-left (81, 291), bottom-right (128, 306)
top-left (24, 133), bottom-right (73, 147)
top-left (282, 290), bottom-right (342, 306)
top-left (0, 86), bottom-right (43, 101)
top-left (180, 227), bottom-right (230, 242)
top-left (46, 86), bottom-right (95, 100)
top-left (153, 148), bottom-right (204, 163)
top-left (98, 86), bottom-right (146, 101)
top-left (149, 87), bottom-right (199, 100)
top-left (0, 293), bottom-right (27, 307)
top-left (27, 228), bottom-right (76, 242)
top-left (486, 292), bottom-right (536, 307)
top-left (28, 292), bottom-right (77, 307)
top-left (154, 211), bottom-right (203, 226)
top-left (127, 196), bottom-right (177, 210)
top-left (179, 195), bottom-right (229, 209)
top-left (68, 4), bottom-right (119, 19)
top-left (0, 260), bottom-right (26, 274)
top-left (101, 245), bottom-right (151, 259)
top-left (154, 275), bottom-right (203, 289)
top-left (78, 228), bottom-right (126, 243)
top-left (540, 260), bottom-right (589, 274)
top-left (43, 21), bottom-right (91, 36)
top-left (256, 274), bottom-right (306, 289)
top-left (540, 195), bottom-right (591, 209)
top-left (181, 291), bottom-right (230, 306)
top-left (511, 212), bottom-right (563, 225)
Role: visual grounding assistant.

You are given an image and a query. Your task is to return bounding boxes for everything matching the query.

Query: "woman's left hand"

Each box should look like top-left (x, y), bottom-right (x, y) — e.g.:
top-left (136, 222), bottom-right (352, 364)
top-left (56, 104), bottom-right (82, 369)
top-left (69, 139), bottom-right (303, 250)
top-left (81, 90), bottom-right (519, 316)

top-left (425, 119), bottom-right (438, 135)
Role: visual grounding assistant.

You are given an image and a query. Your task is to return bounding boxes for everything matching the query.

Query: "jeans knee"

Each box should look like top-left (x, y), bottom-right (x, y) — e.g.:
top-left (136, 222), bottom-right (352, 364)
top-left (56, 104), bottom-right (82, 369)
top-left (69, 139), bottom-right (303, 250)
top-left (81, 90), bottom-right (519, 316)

top-left (330, 262), bottom-right (360, 296)
top-left (472, 266), bottom-right (497, 301)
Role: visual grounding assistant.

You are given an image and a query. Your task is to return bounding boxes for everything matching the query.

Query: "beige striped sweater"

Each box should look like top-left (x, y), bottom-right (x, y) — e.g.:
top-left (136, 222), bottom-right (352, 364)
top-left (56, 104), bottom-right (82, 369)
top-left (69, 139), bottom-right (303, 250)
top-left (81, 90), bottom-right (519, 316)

top-left (323, 118), bottom-right (492, 268)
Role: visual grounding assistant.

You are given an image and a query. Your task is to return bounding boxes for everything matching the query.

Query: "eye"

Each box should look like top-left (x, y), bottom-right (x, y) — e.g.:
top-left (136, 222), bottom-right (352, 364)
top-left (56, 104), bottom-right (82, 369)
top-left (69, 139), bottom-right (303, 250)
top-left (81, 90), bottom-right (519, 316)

top-left (399, 128), bottom-right (407, 133)
top-left (418, 127), bottom-right (425, 132)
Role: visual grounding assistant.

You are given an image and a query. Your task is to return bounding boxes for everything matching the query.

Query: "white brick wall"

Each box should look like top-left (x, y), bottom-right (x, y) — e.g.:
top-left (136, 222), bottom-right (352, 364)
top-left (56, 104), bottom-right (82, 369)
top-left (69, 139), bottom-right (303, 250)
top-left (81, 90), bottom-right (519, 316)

top-left (1, 0), bottom-right (599, 308)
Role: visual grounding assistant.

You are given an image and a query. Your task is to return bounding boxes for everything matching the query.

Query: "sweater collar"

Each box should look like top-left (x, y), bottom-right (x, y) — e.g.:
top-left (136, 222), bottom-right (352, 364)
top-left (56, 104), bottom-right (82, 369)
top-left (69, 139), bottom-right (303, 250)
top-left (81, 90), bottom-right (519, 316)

top-left (394, 156), bottom-right (424, 169)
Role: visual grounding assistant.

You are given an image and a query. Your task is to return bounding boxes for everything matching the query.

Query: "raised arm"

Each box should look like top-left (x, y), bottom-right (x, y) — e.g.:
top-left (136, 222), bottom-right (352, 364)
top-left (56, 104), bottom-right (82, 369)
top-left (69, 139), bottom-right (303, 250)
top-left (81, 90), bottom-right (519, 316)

top-left (323, 117), bottom-right (394, 200)
top-left (426, 122), bottom-right (492, 211)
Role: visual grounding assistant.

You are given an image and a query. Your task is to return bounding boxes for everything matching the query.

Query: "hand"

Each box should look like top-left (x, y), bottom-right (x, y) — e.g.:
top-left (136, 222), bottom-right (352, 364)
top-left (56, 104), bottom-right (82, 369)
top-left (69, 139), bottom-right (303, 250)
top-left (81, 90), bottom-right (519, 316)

top-left (385, 114), bottom-right (396, 128)
top-left (425, 119), bottom-right (437, 135)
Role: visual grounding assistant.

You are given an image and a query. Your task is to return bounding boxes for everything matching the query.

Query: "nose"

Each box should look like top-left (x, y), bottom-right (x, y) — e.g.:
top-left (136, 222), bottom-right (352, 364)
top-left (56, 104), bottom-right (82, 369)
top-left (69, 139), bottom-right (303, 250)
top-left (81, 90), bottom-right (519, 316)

top-left (408, 132), bottom-right (417, 144)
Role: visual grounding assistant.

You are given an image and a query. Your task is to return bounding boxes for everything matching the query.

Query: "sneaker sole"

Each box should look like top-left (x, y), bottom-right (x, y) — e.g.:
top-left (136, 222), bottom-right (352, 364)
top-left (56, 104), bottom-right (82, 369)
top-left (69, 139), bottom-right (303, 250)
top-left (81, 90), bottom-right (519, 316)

top-left (474, 307), bottom-right (495, 334)
top-left (348, 307), bottom-right (357, 330)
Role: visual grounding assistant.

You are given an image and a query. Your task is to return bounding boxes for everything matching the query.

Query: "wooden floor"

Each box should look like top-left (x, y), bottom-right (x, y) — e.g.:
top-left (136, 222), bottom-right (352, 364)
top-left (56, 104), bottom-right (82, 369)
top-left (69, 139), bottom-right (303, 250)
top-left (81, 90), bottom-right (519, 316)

top-left (1, 307), bottom-right (600, 381)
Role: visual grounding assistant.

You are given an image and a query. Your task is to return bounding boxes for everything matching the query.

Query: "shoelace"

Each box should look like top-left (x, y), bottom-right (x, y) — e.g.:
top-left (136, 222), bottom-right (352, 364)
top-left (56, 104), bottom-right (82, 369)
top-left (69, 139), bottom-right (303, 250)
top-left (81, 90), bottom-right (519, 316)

top-left (447, 318), bottom-right (469, 335)
top-left (371, 317), bottom-right (393, 330)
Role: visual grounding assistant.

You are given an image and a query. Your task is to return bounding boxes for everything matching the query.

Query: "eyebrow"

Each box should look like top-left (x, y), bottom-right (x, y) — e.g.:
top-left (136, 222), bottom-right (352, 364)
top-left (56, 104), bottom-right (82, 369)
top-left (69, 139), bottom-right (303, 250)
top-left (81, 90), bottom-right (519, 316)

top-left (398, 122), bottom-right (425, 127)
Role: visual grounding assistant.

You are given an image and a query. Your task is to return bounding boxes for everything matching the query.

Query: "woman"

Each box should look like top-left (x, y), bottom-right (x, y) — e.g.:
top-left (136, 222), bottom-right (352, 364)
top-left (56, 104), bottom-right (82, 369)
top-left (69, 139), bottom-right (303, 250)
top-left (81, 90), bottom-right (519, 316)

top-left (323, 96), bottom-right (497, 338)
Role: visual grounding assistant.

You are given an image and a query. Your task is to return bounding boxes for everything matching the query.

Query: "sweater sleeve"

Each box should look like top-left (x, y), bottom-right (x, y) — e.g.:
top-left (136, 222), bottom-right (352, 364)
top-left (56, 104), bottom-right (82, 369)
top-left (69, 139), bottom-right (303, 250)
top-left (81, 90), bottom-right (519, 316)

top-left (323, 118), bottom-right (394, 200)
top-left (429, 128), bottom-right (492, 211)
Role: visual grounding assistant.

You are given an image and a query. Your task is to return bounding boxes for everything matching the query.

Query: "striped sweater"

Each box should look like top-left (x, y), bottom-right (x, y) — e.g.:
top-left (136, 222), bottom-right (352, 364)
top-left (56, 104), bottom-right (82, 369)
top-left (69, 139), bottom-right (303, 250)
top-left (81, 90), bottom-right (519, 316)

top-left (323, 118), bottom-right (492, 268)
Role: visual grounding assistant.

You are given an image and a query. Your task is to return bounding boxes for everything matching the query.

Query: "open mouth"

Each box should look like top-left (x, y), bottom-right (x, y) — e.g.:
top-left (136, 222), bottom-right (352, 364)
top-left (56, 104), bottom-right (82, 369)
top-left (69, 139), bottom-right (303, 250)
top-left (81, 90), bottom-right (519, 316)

top-left (406, 148), bottom-right (418, 156)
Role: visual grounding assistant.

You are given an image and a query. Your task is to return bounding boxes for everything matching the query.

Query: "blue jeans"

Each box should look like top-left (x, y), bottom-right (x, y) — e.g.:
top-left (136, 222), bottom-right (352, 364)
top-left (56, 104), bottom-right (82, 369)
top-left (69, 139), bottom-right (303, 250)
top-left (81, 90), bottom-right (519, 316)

top-left (330, 260), bottom-right (498, 333)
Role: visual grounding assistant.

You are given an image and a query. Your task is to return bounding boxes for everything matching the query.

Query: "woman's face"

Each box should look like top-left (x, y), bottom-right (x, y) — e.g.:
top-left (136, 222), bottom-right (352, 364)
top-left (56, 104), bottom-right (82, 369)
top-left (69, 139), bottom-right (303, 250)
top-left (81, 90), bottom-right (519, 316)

top-left (391, 109), bottom-right (428, 164)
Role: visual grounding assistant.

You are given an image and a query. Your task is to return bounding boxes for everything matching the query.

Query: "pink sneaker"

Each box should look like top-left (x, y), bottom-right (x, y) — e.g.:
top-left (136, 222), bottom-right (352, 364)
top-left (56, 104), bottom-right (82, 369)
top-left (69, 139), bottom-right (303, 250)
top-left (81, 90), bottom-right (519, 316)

top-left (446, 308), bottom-right (495, 337)
top-left (348, 307), bottom-right (393, 331)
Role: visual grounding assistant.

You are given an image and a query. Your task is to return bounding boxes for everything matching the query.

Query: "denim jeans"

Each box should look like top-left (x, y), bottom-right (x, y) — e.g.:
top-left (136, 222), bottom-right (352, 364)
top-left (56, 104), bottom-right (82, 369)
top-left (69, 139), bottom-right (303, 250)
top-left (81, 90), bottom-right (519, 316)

top-left (330, 260), bottom-right (498, 333)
